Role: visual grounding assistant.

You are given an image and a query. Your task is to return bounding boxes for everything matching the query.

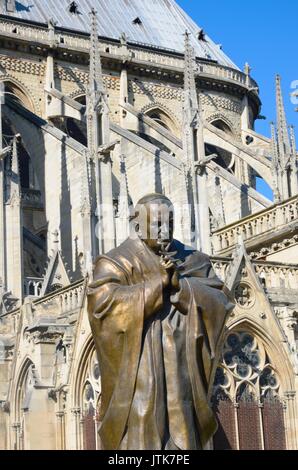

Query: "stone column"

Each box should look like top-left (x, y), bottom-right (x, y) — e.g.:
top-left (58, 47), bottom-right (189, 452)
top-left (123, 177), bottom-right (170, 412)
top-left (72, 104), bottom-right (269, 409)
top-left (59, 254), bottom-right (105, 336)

top-left (79, 413), bottom-right (84, 450)
top-left (258, 402), bottom-right (265, 450)
top-left (241, 95), bottom-right (251, 133)
top-left (98, 153), bottom-right (116, 254)
top-left (5, 136), bottom-right (23, 301)
top-left (0, 91), bottom-right (6, 290)
top-left (71, 407), bottom-right (81, 450)
top-left (195, 164), bottom-right (212, 255)
top-left (0, 403), bottom-right (7, 450)
top-left (284, 392), bottom-right (298, 450)
top-left (234, 403), bottom-right (240, 450)
top-left (56, 411), bottom-right (66, 450)
top-left (120, 66), bottom-right (128, 105)
top-left (116, 155), bottom-right (130, 245)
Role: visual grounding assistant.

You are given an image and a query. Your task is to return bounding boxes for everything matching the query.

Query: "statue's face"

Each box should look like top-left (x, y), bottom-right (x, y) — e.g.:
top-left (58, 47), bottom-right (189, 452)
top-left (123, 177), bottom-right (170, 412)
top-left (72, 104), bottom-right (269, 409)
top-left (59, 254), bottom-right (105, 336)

top-left (136, 199), bottom-right (174, 253)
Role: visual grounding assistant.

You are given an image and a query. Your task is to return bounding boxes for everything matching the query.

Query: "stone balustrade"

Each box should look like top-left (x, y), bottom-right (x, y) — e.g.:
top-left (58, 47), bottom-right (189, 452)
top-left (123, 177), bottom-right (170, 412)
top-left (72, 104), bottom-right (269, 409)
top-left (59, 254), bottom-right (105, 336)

top-left (211, 257), bottom-right (298, 292)
top-left (197, 62), bottom-right (257, 89)
top-left (33, 280), bottom-right (86, 315)
top-left (0, 18), bottom-right (257, 90)
top-left (212, 196), bottom-right (298, 255)
top-left (254, 263), bottom-right (298, 290)
top-left (58, 282), bottom-right (85, 314)
top-left (0, 19), bottom-right (49, 41)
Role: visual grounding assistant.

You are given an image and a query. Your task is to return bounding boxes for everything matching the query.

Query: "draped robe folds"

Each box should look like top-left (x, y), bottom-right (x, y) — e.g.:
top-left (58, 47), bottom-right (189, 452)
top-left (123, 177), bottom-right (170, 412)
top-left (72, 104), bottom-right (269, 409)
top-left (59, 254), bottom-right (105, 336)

top-left (87, 237), bottom-right (234, 450)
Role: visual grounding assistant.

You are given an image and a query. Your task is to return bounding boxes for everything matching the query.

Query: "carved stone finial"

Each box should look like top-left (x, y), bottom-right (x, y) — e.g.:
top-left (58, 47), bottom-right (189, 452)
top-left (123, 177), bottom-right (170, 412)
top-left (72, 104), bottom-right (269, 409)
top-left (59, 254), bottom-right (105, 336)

top-left (47, 17), bottom-right (58, 45)
top-left (244, 62), bottom-right (251, 76)
top-left (48, 17), bottom-right (57, 29)
top-left (120, 32), bottom-right (127, 46)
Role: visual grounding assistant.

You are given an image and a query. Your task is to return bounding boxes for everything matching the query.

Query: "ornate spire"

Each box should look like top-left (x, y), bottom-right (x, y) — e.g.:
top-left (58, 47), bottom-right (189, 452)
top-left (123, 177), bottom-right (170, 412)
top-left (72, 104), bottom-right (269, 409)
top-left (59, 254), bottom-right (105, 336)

top-left (271, 76), bottom-right (298, 199)
top-left (11, 135), bottom-right (19, 175)
top-left (289, 125), bottom-right (297, 159)
top-left (276, 75), bottom-right (291, 166)
top-left (9, 135), bottom-right (22, 207)
top-left (116, 154), bottom-right (130, 244)
top-left (289, 125), bottom-right (298, 195)
top-left (80, 151), bottom-right (92, 217)
top-left (87, 8), bottom-right (107, 159)
top-left (87, 9), bottom-right (115, 255)
top-left (244, 62), bottom-right (251, 86)
top-left (118, 155), bottom-right (129, 215)
top-left (182, 32), bottom-right (211, 252)
top-left (183, 31), bottom-right (199, 129)
top-left (89, 8), bottom-right (104, 103)
top-left (270, 122), bottom-right (281, 202)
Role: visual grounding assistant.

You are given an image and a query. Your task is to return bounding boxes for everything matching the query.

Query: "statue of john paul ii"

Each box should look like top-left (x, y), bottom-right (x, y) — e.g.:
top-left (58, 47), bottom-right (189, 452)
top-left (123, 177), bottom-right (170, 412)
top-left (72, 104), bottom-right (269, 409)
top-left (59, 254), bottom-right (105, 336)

top-left (87, 193), bottom-right (233, 450)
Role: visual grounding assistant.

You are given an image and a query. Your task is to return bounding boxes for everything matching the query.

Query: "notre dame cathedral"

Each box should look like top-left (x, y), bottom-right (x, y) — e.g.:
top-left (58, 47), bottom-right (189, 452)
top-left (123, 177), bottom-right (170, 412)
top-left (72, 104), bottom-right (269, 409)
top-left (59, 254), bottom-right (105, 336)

top-left (0, 0), bottom-right (297, 450)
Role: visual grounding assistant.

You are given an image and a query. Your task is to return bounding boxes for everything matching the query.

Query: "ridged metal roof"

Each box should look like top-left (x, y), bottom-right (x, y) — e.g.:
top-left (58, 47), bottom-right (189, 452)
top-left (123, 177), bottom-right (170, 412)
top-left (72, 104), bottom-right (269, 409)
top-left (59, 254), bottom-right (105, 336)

top-left (0, 0), bottom-right (238, 69)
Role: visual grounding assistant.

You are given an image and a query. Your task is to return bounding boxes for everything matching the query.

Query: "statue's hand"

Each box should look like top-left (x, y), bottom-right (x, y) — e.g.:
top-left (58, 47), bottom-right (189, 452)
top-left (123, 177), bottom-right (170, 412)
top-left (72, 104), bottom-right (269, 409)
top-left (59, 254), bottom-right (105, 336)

top-left (160, 256), bottom-right (174, 288)
top-left (171, 269), bottom-right (180, 291)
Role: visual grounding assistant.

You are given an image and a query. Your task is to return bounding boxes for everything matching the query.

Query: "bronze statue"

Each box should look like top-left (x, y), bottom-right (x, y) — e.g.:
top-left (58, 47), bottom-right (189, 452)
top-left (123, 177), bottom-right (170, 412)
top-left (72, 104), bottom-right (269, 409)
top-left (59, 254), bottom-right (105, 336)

top-left (87, 193), bottom-right (233, 450)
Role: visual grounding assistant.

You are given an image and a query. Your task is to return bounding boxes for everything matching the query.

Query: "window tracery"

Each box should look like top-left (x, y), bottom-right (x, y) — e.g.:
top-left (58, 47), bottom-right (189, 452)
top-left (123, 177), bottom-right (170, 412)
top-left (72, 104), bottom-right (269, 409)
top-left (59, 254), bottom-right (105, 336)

top-left (80, 348), bottom-right (101, 450)
top-left (212, 331), bottom-right (286, 450)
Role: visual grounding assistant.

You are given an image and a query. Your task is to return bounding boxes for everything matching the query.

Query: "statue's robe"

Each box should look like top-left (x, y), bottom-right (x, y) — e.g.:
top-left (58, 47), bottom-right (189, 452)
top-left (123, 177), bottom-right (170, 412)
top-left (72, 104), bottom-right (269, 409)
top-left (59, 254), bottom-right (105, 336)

top-left (87, 237), bottom-right (233, 450)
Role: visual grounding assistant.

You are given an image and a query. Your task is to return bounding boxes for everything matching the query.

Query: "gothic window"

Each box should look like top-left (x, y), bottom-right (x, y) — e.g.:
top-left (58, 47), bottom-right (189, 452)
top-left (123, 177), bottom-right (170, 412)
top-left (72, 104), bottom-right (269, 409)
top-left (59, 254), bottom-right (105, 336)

top-left (211, 119), bottom-right (233, 135)
top-left (3, 81), bottom-right (34, 112)
top-left (80, 348), bottom-right (101, 450)
top-left (212, 331), bottom-right (286, 450)
top-left (145, 108), bottom-right (177, 134)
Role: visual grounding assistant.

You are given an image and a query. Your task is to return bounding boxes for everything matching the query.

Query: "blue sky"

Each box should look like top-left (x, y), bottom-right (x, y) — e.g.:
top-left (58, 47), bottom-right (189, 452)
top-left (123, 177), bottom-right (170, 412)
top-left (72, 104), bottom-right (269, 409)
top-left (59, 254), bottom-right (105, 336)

top-left (177, 0), bottom-right (298, 198)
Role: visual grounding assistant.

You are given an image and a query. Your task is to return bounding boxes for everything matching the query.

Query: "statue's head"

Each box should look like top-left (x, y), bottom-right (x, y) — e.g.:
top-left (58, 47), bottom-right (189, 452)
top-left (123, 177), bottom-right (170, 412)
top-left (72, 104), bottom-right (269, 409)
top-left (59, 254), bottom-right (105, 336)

top-left (133, 193), bottom-right (174, 253)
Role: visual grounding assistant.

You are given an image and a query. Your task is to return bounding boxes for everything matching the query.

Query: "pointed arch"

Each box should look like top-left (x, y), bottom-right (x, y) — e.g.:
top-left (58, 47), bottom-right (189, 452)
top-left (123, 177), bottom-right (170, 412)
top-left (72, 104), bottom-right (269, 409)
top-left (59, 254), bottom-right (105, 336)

top-left (207, 114), bottom-right (235, 136)
top-left (73, 335), bottom-right (97, 408)
top-left (0, 77), bottom-right (36, 113)
top-left (13, 357), bottom-right (35, 420)
top-left (72, 335), bottom-right (101, 450)
top-left (141, 103), bottom-right (180, 135)
top-left (11, 357), bottom-right (35, 450)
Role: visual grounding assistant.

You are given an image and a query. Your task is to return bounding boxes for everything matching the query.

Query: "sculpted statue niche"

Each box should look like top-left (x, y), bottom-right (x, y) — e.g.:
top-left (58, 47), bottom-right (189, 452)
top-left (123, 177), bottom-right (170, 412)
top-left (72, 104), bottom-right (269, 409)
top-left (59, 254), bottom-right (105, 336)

top-left (87, 194), bottom-right (233, 450)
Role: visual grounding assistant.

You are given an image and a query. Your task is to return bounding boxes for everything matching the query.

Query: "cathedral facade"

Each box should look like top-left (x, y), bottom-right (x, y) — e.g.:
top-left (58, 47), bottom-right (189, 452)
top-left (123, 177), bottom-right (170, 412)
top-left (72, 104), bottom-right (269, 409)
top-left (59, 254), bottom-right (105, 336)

top-left (0, 0), bottom-right (297, 450)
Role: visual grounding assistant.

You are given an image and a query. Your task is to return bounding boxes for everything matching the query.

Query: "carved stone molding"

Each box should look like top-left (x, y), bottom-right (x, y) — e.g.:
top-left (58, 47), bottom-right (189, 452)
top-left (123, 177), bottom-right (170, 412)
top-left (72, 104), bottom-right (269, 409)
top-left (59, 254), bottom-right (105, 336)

top-left (56, 65), bottom-right (120, 92)
top-left (206, 112), bottom-right (235, 132)
top-left (139, 101), bottom-right (181, 126)
top-left (200, 93), bottom-right (242, 114)
top-left (250, 234), bottom-right (298, 260)
top-left (129, 79), bottom-right (182, 101)
top-left (0, 401), bottom-right (10, 413)
top-left (0, 55), bottom-right (45, 76)
top-left (234, 282), bottom-right (255, 309)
